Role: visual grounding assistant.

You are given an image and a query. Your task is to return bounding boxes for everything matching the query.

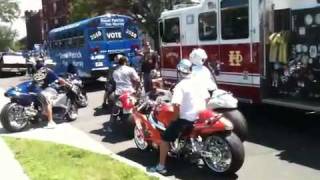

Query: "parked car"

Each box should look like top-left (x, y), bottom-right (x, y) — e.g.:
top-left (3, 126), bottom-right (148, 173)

top-left (0, 52), bottom-right (27, 75)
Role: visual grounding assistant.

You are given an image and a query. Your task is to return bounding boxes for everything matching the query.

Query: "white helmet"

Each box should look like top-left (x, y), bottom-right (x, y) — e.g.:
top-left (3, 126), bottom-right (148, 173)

top-left (189, 48), bottom-right (208, 66)
top-left (177, 59), bottom-right (192, 74)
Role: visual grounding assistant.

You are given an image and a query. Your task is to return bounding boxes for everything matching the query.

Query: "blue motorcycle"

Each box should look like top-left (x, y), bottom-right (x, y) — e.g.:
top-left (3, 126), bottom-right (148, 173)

top-left (0, 79), bottom-right (79, 132)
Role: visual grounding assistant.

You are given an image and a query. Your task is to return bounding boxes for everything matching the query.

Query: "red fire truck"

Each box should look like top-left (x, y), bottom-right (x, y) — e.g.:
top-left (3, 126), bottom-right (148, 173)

top-left (159, 0), bottom-right (320, 111)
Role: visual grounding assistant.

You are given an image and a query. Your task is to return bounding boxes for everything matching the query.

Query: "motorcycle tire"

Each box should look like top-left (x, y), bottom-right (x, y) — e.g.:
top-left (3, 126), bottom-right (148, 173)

top-left (133, 125), bottom-right (150, 151)
top-left (76, 92), bottom-right (88, 108)
top-left (66, 100), bottom-right (78, 121)
top-left (203, 132), bottom-right (245, 175)
top-left (220, 109), bottom-right (248, 141)
top-left (0, 103), bottom-right (29, 132)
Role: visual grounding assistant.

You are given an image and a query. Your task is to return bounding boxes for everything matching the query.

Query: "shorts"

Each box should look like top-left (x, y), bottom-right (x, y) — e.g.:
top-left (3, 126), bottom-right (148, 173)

top-left (39, 87), bottom-right (58, 105)
top-left (162, 119), bottom-right (194, 142)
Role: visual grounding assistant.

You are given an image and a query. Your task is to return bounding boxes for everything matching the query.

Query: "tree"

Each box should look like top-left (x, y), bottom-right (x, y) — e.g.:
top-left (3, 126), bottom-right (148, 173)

top-left (69, 0), bottom-right (192, 50)
top-left (0, 0), bottom-right (20, 23)
top-left (0, 25), bottom-right (18, 51)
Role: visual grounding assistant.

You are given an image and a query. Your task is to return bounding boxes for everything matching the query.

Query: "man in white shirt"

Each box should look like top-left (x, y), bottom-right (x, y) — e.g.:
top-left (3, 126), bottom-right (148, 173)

top-left (112, 56), bottom-right (140, 95)
top-left (107, 56), bottom-right (140, 132)
top-left (190, 48), bottom-right (217, 92)
top-left (147, 59), bottom-right (210, 174)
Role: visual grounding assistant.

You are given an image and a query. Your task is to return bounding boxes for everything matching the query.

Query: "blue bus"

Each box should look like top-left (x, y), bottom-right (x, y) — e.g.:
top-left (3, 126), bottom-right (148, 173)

top-left (48, 14), bottom-right (141, 79)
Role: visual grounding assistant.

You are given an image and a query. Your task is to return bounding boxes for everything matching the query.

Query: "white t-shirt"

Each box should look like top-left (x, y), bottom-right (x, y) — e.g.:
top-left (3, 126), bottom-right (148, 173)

top-left (113, 65), bottom-right (139, 95)
top-left (192, 65), bottom-right (217, 91)
top-left (171, 75), bottom-right (210, 122)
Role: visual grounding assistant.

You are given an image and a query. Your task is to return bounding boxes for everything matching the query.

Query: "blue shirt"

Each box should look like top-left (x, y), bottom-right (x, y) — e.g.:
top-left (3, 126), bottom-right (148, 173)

top-left (43, 69), bottom-right (59, 88)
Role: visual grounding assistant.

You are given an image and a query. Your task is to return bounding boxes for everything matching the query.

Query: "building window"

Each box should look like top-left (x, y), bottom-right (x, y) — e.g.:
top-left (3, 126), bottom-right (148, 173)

top-left (198, 11), bottom-right (217, 41)
top-left (221, 0), bottom-right (249, 40)
top-left (161, 17), bottom-right (180, 43)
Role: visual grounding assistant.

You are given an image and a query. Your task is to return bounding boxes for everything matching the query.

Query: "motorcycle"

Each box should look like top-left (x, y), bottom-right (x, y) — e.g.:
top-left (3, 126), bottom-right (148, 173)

top-left (0, 79), bottom-right (79, 132)
top-left (146, 68), bottom-right (248, 141)
top-left (132, 97), bottom-right (245, 175)
top-left (64, 73), bottom-right (88, 108)
top-left (108, 91), bottom-right (137, 137)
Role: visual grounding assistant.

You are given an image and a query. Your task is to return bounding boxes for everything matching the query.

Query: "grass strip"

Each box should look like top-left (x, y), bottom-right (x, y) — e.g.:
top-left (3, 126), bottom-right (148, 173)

top-left (3, 137), bottom-right (157, 180)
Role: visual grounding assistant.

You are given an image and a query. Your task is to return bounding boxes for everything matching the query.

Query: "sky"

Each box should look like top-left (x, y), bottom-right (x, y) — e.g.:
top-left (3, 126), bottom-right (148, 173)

top-left (12, 0), bottom-right (42, 39)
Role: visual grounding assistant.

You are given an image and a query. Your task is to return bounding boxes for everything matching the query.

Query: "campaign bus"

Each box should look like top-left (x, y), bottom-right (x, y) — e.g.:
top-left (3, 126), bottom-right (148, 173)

top-left (159, 0), bottom-right (320, 111)
top-left (48, 14), bottom-right (141, 79)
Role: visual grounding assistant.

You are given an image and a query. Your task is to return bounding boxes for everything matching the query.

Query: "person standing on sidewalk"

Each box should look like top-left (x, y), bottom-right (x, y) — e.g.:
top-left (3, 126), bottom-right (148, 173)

top-left (139, 41), bottom-right (159, 93)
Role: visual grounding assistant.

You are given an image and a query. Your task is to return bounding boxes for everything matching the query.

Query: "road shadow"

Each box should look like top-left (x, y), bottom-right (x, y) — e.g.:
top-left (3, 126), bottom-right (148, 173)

top-left (117, 148), bottom-right (238, 180)
top-left (93, 105), bottom-right (111, 116)
top-left (241, 104), bottom-right (320, 170)
top-left (84, 80), bottom-right (105, 93)
top-left (90, 121), bottom-right (132, 144)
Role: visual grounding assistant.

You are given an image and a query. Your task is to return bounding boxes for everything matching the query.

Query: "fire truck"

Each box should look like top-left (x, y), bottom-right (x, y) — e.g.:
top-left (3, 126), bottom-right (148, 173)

top-left (159, 0), bottom-right (320, 111)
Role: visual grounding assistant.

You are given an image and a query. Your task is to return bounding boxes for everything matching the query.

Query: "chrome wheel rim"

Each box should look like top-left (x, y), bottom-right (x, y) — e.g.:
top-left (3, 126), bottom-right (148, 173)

top-left (134, 126), bottom-right (148, 150)
top-left (203, 135), bottom-right (232, 172)
top-left (8, 104), bottom-right (28, 129)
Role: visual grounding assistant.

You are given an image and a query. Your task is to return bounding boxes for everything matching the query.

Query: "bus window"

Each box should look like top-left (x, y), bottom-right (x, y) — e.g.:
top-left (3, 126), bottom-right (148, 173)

top-left (88, 28), bottom-right (104, 41)
top-left (162, 17), bottom-right (180, 43)
top-left (221, 0), bottom-right (249, 40)
top-left (198, 11), bottom-right (217, 41)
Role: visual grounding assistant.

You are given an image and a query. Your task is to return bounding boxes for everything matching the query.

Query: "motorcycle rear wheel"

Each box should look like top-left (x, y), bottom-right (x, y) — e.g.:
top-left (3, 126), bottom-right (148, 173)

top-left (0, 103), bottom-right (29, 132)
top-left (219, 109), bottom-right (248, 141)
top-left (202, 133), bottom-right (244, 175)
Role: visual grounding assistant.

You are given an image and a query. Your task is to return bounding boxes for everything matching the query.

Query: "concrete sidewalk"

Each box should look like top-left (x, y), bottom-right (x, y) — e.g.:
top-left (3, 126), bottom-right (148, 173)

top-left (0, 123), bottom-right (168, 180)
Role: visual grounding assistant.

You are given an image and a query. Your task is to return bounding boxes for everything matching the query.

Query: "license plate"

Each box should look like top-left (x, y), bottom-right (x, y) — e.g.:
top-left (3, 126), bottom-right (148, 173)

top-left (95, 62), bottom-right (103, 67)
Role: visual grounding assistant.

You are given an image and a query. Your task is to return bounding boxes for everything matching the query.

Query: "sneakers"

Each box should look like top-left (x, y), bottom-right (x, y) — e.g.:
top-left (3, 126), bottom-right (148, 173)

top-left (44, 121), bottom-right (57, 129)
top-left (147, 164), bottom-right (167, 174)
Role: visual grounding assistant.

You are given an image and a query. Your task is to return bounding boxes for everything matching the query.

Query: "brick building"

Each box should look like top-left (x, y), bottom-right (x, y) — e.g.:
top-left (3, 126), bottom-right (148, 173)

top-left (25, 10), bottom-right (43, 50)
top-left (42, 0), bottom-right (70, 40)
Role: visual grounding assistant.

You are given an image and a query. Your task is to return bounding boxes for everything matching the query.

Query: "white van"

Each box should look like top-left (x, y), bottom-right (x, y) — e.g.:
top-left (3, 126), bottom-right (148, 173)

top-left (0, 52), bottom-right (27, 75)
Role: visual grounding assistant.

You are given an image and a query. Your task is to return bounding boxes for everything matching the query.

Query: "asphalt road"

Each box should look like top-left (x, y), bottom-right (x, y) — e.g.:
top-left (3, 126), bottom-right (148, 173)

top-left (1, 75), bottom-right (320, 180)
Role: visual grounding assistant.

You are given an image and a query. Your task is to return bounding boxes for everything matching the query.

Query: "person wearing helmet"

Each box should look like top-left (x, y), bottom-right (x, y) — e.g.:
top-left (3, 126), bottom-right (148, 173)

top-left (147, 59), bottom-right (210, 174)
top-left (189, 48), bottom-right (217, 92)
top-left (102, 54), bottom-right (124, 107)
top-left (34, 64), bottom-right (71, 129)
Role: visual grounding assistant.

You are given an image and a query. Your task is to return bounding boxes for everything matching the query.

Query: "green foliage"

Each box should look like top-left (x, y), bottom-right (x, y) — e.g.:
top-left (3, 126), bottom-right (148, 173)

top-left (68, 0), bottom-right (192, 50)
top-left (69, 0), bottom-right (98, 22)
top-left (4, 137), bottom-right (158, 180)
top-left (0, 25), bottom-right (18, 51)
top-left (0, 0), bottom-right (20, 23)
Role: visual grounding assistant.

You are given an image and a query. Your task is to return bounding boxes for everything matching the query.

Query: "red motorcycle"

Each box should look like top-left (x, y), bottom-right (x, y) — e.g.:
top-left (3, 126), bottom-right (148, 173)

top-left (132, 99), bottom-right (245, 175)
top-left (109, 91), bottom-right (137, 137)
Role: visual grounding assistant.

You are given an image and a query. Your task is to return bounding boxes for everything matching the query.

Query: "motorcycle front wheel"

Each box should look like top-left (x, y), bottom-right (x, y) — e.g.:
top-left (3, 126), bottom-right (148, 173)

top-left (202, 133), bottom-right (244, 175)
top-left (76, 92), bottom-right (88, 108)
top-left (133, 125), bottom-right (150, 151)
top-left (0, 103), bottom-right (29, 132)
top-left (66, 99), bottom-right (78, 121)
